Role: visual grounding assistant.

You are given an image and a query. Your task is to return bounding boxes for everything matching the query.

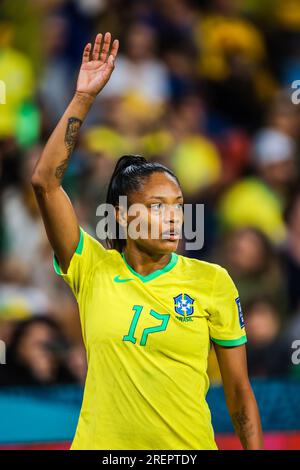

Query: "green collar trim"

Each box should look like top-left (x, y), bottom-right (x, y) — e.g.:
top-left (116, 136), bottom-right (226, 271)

top-left (121, 251), bottom-right (178, 283)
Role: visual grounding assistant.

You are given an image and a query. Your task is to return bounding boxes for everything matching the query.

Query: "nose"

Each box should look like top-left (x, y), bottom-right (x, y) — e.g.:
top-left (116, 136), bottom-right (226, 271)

top-left (163, 204), bottom-right (182, 226)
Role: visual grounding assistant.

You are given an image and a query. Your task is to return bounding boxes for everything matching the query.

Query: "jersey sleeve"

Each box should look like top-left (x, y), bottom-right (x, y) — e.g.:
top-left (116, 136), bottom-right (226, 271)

top-left (208, 265), bottom-right (247, 347)
top-left (53, 227), bottom-right (107, 298)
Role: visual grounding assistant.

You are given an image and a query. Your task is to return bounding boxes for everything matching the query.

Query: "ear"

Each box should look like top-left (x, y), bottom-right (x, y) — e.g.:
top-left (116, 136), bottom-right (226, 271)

top-left (115, 205), bottom-right (128, 228)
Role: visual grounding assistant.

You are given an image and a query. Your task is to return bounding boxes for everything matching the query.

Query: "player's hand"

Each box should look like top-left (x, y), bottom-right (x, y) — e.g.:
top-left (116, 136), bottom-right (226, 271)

top-left (76, 32), bottom-right (119, 99)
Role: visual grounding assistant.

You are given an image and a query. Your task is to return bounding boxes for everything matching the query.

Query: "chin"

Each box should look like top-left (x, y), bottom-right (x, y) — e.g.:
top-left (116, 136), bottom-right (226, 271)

top-left (155, 239), bottom-right (179, 253)
top-left (137, 239), bottom-right (179, 255)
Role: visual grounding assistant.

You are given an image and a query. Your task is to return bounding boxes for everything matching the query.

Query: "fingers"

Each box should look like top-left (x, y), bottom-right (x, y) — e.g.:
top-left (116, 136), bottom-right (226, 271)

top-left (92, 33), bottom-right (102, 61)
top-left (107, 40), bottom-right (119, 69)
top-left (85, 33), bottom-right (119, 65)
top-left (110, 39), bottom-right (119, 61)
top-left (82, 43), bottom-right (91, 63)
top-left (100, 32), bottom-right (111, 63)
top-left (108, 55), bottom-right (114, 68)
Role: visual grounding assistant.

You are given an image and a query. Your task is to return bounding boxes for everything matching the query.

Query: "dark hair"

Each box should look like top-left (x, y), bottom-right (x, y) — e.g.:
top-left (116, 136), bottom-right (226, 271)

top-left (283, 191), bottom-right (300, 226)
top-left (105, 154), bottom-right (181, 252)
top-left (2, 316), bottom-right (77, 387)
top-left (6, 316), bottom-right (68, 366)
top-left (229, 226), bottom-right (277, 272)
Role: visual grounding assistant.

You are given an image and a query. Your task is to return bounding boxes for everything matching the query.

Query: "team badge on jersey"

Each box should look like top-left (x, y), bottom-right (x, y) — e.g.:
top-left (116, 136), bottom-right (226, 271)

top-left (173, 293), bottom-right (195, 322)
top-left (235, 297), bottom-right (245, 328)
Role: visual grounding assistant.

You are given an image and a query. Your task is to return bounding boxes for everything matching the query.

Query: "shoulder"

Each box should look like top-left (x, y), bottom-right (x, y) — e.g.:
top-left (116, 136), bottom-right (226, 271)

top-left (79, 229), bottom-right (119, 267)
top-left (82, 230), bottom-right (105, 252)
top-left (177, 254), bottom-right (227, 283)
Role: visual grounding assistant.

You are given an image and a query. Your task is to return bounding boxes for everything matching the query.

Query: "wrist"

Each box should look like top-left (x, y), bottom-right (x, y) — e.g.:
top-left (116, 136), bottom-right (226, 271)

top-left (74, 90), bottom-right (96, 106)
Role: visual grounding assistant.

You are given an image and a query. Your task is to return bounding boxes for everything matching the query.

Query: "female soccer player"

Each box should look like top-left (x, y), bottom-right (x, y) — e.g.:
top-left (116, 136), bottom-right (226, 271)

top-left (31, 32), bottom-right (263, 450)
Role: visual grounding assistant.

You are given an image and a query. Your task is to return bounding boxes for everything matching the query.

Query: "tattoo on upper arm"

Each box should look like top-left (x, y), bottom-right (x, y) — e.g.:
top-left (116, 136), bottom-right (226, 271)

top-left (55, 158), bottom-right (69, 180)
top-left (55, 117), bottom-right (82, 180)
top-left (231, 406), bottom-right (254, 449)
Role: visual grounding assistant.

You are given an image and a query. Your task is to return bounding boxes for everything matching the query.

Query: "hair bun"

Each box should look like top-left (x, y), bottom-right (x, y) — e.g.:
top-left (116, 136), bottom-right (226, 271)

top-left (114, 154), bottom-right (147, 175)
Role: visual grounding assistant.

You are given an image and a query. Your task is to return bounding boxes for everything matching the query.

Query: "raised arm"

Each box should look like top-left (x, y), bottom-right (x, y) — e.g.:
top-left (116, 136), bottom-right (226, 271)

top-left (214, 343), bottom-right (263, 449)
top-left (31, 33), bottom-right (119, 273)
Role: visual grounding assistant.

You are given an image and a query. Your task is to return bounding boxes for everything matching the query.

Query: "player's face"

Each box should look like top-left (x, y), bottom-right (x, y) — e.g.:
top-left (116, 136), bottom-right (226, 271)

top-left (124, 172), bottom-right (184, 255)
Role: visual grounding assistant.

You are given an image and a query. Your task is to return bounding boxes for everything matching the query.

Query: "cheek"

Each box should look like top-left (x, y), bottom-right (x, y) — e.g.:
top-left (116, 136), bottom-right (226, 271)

top-left (148, 211), bottom-right (163, 235)
top-left (127, 210), bottom-right (162, 239)
top-left (177, 210), bottom-right (184, 225)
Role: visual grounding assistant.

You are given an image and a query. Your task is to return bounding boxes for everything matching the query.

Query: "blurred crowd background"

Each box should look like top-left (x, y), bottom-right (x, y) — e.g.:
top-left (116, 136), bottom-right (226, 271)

top-left (1, 0), bottom-right (300, 388)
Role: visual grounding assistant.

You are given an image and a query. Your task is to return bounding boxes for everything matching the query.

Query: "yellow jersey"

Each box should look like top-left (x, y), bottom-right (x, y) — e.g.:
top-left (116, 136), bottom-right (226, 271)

top-left (53, 228), bottom-right (247, 450)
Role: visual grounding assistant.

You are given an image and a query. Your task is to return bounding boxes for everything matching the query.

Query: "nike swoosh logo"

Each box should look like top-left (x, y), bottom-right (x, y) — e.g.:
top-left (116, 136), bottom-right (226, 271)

top-left (114, 275), bottom-right (134, 283)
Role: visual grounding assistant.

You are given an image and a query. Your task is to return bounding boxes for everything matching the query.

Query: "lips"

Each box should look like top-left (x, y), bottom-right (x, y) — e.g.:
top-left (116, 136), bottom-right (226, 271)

top-left (162, 230), bottom-right (181, 240)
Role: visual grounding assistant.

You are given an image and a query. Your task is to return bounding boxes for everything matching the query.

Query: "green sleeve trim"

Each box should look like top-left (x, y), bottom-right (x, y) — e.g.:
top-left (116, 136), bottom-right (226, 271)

top-left (211, 335), bottom-right (247, 347)
top-left (76, 227), bottom-right (84, 255)
top-left (53, 227), bottom-right (84, 276)
top-left (53, 253), bottom-right (63, 275)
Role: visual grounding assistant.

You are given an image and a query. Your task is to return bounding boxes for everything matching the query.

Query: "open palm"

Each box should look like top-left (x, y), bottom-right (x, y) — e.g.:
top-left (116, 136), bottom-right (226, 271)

top-left (76, 32), bottom-right (119, 98)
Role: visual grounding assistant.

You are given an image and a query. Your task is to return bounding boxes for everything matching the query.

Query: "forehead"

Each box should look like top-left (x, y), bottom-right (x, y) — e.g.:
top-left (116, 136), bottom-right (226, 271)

top-left (135, 171), bottom-right (182, 199)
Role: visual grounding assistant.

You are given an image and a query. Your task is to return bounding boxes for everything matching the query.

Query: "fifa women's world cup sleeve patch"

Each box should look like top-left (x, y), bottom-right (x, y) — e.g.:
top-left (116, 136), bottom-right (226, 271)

top-left (235, 296), bottom-right (245, 328)
top-left (208, 265), bottom-right (247, 347)
top-left (53, 226), bottom-right (107, 297)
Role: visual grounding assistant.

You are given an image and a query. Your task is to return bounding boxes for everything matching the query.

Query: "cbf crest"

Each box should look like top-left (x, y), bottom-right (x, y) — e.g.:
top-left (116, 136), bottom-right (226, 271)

top-left (173, 293), bottom-right (195, 323)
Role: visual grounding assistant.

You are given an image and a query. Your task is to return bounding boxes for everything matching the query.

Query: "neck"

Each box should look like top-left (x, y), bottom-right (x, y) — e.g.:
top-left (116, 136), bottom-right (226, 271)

top-left (122, 243), bottom-right (172, 277)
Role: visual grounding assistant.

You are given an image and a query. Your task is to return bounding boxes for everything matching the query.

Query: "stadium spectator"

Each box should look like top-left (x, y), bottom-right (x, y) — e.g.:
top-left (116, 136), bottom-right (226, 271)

top-left (281, 193), bottom-right (300, 314)
top-left (0, 20), bottom-right (35, 140)
top-left (244, 298), bottom-right (292, 378)
top-left (218, 128), bottom-right (298, 244)
top-left (100, 23), bottom-right (170, 104)
top-left (0, 317), bottom-right (78, 386)
top-left (215, 227), bottom-right (288, 316)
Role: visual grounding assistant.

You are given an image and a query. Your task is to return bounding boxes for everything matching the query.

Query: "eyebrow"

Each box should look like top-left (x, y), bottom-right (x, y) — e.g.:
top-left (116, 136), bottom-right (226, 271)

top-left (147, 196), bottom-right (183, 200)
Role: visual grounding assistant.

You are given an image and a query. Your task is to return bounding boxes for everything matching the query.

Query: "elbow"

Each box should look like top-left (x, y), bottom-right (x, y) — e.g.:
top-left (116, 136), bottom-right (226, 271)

top-left (31, 171), bottom-right (60, 197)
top-left (31, 166), bottom-right (52, 194)
top-left (225, 380), bottom-right (254, 408)
top-left (31, 172), bottom-right (46, 193)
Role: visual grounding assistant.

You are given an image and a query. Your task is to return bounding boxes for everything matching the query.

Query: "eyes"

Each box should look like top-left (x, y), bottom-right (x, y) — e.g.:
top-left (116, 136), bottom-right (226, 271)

top-left (150, 202), bottom-right (183, 212)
